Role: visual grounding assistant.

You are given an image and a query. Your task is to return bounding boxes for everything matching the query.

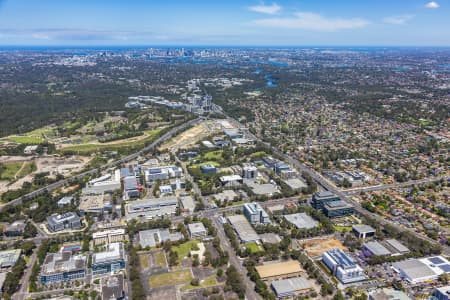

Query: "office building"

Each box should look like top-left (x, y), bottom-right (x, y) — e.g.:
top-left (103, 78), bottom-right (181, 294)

top-left (311, 191), bottom-right (341, 211)
top-left (3, 220), bottom-right (26, 237)
top-left (57, 196), bottom-right (73, 207)
top-left (125, 196), bottom-right (178, 220)
top-left (83, 170), bottom-right (121, 195)
top-left (322, 249), bottom-right (366, 284)
top-left (369, 288), bottom-right (412, 300)
top-left (284, 213), bottom-right (318, 230)
top-left (227, 215), bottom-right (259, 243)
top-left (323, 200), bottom-right (354, 218)
top-left (271, 277), bottom-right (312, 299)
top-left (362, 241), bottom-right (391, 256)
top-left (40, 251), bottom-right (86, 284)
top-left (93, 229), bottom-right (126, 246)
top-left (123, 176), bottom-right (139, 198)
top-left (393, 256), bottom-right (450, 284)
top-left (102, 274), bottom-right (125, 300)
top-left (47, 212), bottom-right (82, 232)
top-left (92, 243), bottom-right (126, 275)
top-left (180, 195), bottom-right (196, 212)
top-left (219, 175), bottom-right (243, 187)
top-left (0, 249), bottom-right (21, 268)
top-left (242, 164), bottom-right (258, 179)
top-left (352, 224), bottom-right (376, 239)
top-left (256, 260), bottom-right (303, 281)
top-left (200, 164), bottom-right (217, 174)
top-left (243, 202), bottom-right (270, 224)
top-left (187, 222), bottom-right (207, 239)
top-left (138, 228), bottom-right (183, 248)
top-left (145, 165), bottom-right (182, 183)
top-left (433, 286), bottom-right (450, 300)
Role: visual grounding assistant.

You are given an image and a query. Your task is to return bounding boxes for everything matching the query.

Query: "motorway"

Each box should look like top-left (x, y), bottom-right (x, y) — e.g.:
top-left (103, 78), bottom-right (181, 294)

top-left (0, 117), bottom-right (202, 212)
top-left (225, 116), bottom-right (450, 256)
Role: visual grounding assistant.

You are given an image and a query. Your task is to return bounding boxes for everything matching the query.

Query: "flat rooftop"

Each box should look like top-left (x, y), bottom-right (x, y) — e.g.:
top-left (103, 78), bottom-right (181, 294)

top-left (256, 260), bottom-right (302, 279)
top-left (271, 277), bottom-right (312, 295)
top-left (363, 241), bottom-right (391, 256)
top-left (284, 213), bottom-right (318, 229)
top-left (352, 224), bottom-right (376, 234)
top-left (227, 215), bottom-right (259, 242)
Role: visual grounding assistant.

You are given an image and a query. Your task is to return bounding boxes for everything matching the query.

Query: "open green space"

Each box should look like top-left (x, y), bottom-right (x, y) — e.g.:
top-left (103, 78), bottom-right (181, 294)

top-left (139, 253), bottom-right (149, 269)
top-left (333, 225), bottom-right (352, 232)
top-left (61, 128), bottom-right (163, 154)
top-left (203, 150), bottom-right (223, 161)
top-left (154, 251), bottom-right (167, 267)
top-left (245, 242), bottom-right (264, 254)
top-left (149, 269), bottom-right (192, 288)
top-left (0, 161), bottom-right (35, 181)
top-left (182, 275), bottom-right (219, 291)
top-left (171, 240), bottom-right (199, 258)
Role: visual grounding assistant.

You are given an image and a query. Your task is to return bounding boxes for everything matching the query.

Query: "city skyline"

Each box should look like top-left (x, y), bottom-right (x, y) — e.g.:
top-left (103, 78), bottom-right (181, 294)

top-left (0, 0), bottom-right (449, 46)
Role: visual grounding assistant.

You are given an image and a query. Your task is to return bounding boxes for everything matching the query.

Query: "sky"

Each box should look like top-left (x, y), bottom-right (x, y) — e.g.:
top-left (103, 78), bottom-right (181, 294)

top-left (0, 0), bottom-right (449, 46)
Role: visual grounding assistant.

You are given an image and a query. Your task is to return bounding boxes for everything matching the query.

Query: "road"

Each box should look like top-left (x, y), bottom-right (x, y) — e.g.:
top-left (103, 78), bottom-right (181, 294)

top-left (342, 176), bottom-right (448, 195)
top-left (212, 216), bottom-right (261, 300)
top-left (13, 241), bottom-right (40, 300)
top-left (0, 117), bottom-right (202, 212)
top-left (225, 116), bottom-right (450, 256)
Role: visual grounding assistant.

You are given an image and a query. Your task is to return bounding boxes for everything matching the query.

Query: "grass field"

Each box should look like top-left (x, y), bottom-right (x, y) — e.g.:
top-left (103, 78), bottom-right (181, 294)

top-left (149, 269), bottom-right (192, 288)
top-left (154, 251), bottom-right (167, 267)
top-left (61, 128), bottom-right (162, 154)
top-left (139, 254), bottom-right (149, 269)
top-left (17, 162), bottom-right (36, 178)
top-left (182, 275), bottom-right (219, 291)
top-left (245, 242), bottom-right (263, 254)
top-left (203, 150), bottom-right (223, 161)
top-left (0, 126), bottom-right (56, 145)
top-left (0, 162), bottom-right (25, 180)
top-left (333, 225), bottom-right (352, 232)
top-left (171, 240), bottom-right (199, 258)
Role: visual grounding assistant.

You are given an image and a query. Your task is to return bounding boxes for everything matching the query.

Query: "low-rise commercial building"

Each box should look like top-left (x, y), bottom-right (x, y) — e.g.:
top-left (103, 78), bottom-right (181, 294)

top-left (243, 202), bottom-right (270, 224)
top-left (93, 229), bottom-right (126, 246)
top-left (0, 249), bottom-right (21, 268)
top-left (311, 191), bottom-right (340, 211)
top-left (40, 252), bottom-right (86, 284)
top-left (219, 175), bottom-right (243, 187)
top-left (3, 220), bottom-right (26, 237)
top-left (433, 285), bottom-right (450, 300)
top-left (92, 243), bottom-right (126, 275)
top-left (242, 164), bottom-right (258, 179)
top-left (46, 212), bottom-right (82, 232)
top-left (102, 274), bottom-right (125, 300)
top-left (362, 241), bottom-right (391, 257)
top-left (271, 277), bottom-right (312, 299)
top-left (284, 213), bottom-right (318, 229)
top-left (369, 288), bottom-right (412, 300)
top-left (138, 228), bottom-right (183, 248)
top-left (123, 176), bottom-right (139, 199)
top-left (145, 165), bottom-right (182, 183)
top-left (322, 249), bottom-right (366, 284)
top-left (323, 200), bottom-right (354, 218)
top-left (187, 222), bottom-right (207, 239)
top-left (180, 195), bottom-right (196, 212)
top-left (57, 196), bottom-right (73, 207)
top-left (352, 224), bottom-right (376, 239)
top-left (83, 170), bottom-right (121, 195)
top-left (125, 196), bottom-right (178, 220)
top-left (256, 260), bottom-right (303, 281)
top-left (227, 215), bottom-right (259, 243)
top-left (393, 256), bottom-right (450, 284)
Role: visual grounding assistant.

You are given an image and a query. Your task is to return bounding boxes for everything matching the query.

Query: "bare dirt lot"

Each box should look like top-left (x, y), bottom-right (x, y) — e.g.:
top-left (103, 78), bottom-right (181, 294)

top-left (0, 155), bottom-right (90, 195)
top-left (301, 238), bottom-right (347, 257)
top-left (158, 121), bottom-right (219, 151)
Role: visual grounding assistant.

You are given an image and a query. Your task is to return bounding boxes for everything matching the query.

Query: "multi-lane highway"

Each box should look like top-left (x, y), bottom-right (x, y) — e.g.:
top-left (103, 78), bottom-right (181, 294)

top-left (0, 117), bottom-right (202, 212)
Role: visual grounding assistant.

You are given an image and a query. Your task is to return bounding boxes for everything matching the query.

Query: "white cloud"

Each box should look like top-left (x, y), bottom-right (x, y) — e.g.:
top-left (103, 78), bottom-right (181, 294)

top-left (383, 14), bottom-right (415, 25)
top-left (425, 1), bottom-right (440, 9)
top-left (252, 12), bottom-right (369, 31)
top-left (248, 3), bottom-right (281, 15)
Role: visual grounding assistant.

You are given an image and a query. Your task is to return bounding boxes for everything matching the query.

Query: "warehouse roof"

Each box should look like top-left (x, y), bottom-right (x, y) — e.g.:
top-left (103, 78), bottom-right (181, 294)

top-left (271, 277), bottom-right (312, 297)
top-left (284, 213), bottom-right (318, 229)
top-left (256, 260), bottom-right (302, 279)
top-left (363, 241), bottom-right (391, 256)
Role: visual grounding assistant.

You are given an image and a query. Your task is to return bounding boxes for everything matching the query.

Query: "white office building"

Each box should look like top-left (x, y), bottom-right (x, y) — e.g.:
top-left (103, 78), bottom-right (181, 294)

top-left (243, 202), bottom-right (270, 224)
top-left (322, 249), bottom-right (366, 284)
